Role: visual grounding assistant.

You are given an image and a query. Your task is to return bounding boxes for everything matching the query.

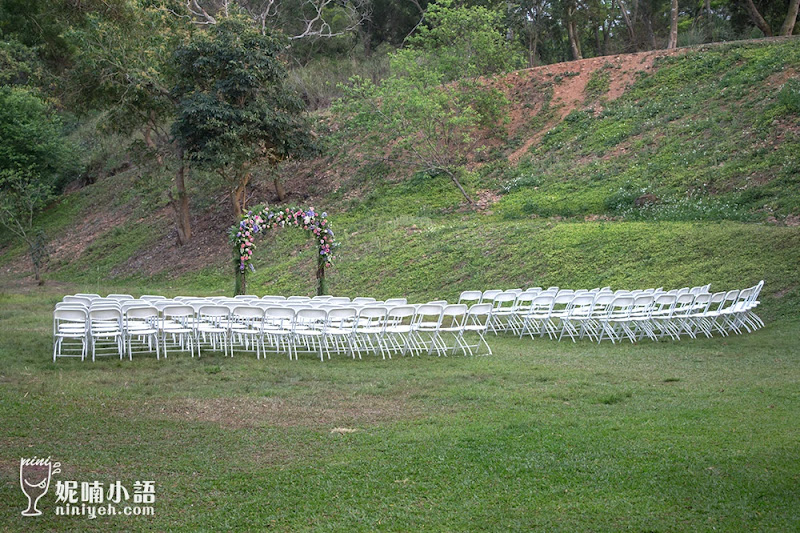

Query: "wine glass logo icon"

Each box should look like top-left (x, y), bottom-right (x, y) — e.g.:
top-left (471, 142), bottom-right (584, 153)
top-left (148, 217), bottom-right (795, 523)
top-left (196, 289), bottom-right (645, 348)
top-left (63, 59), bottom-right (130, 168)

top-left (20, 456), bottom-right (61, 517)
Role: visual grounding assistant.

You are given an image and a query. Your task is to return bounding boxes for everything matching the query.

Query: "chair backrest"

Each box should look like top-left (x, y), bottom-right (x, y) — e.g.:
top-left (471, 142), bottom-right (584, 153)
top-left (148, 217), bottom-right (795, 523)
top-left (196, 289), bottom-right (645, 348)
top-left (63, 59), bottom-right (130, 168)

top-left (327, 297), bottom-right (352, 305)
top-left (631, 294), bottom-right (655, 315)
top-left (63, 295), bottom-right (92, 306)
top-left (264, 307), bottom-right (296, 328)
top-left (54, 308), bottom-right (88, 324)
top-left (466, 303), bottom-right (493, 330)
top-left (608, 296), bottom-right (635, 315)
top-left (125, 305), bottom-right (158, 318)
top-left (152, 300), bottom-right (178, 311)
top-left (384, 298), bottom-right (408, 306)
top-left (672, 293), bottom-right (696, 316)
top-left (198, 305), bottom-right (231, 318)
top-left (352, 297), bottom-right (377, 304)
top-left (357, 306), bottom-right (389, 323)
top-left (457, 291), bottom-right (482, 305)
top-left (162, 305), bottom-right (195, 318)
top-left (593, 293), bottom-right (616, 307)
top-left (55, 302), bottom-right (88, 311)
top-left (120, 299), bottom-right (149, 310)
top-left (262, 295), bottom-right (287, 301)
top-left (89, 308), bottom-right (122, 330)
top-left (232, 306), bottom-right (264, 319)
top-left (441, 303), bottom-right (468, 317)
top-left (74, 293), bottom-right (101, 300)
top-left (107, 294), bottom-right (134, 301)
top-left (328, 307), bottom-right (357, 321)
top-left (492, 292), bottom-right (517, 309)
top-left (529, 295), bottom-right (555, 313)
top-left (653, 293), bottom-right (677, 315)
top-left (295, 308), bottom-right (328, 330)
top-left (514, 291), bottom-right (539, 308)
top-left (140, 295), bottom-right (167, 301)
top-left (412, 304), bottom-right (443, 328)
top-left (565, 294), bottom-right (594, 315)
top-left (287, 296), bottom-right (312, 302)
top-left (386, 305), bottom-right (416, 320)
top-left (480, 290), bottom-right (502, 303)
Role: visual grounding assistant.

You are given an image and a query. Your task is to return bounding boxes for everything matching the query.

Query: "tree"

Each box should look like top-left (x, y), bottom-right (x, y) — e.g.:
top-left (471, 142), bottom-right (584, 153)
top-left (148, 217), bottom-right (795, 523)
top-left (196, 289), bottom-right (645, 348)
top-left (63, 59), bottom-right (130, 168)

top-left (0, 170), bottom-right (52, 285)
top-left (172, 14), bottom-right (314, 220)
top-left (401, 0), bottom-right (525, 82)
top-left (335, 62), bottom-right (510, 205)
top-left (741, 0), bottom-right (799, 36)
top-left (65, 1), bottom-right (195, 245)
top-left (667, 0), bottom-right (679, 48)
top-left (0, 86), bottom-right (77, 191)
top-left (0, 86), bottom-right (75, 284)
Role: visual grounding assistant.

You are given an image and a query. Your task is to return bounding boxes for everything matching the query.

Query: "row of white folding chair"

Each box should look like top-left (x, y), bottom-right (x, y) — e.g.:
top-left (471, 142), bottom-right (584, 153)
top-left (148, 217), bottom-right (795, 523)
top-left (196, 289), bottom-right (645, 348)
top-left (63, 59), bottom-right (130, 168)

top-left (512, 284), bottom-right (762, 343)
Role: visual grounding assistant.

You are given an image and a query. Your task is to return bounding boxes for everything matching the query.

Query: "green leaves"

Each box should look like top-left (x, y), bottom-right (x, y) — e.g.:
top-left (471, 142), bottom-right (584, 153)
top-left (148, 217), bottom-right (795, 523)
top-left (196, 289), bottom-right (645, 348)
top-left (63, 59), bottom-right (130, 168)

top-left (171, 15), bottom-right (313, 180)
top-left (0, 86), bottom-right (77, 192)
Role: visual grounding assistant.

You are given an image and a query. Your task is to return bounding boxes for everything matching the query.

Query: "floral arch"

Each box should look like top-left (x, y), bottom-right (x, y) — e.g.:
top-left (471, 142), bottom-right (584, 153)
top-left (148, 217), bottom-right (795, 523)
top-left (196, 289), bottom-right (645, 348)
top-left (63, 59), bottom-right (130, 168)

top-left (230, 206), bottom-right (338, 295)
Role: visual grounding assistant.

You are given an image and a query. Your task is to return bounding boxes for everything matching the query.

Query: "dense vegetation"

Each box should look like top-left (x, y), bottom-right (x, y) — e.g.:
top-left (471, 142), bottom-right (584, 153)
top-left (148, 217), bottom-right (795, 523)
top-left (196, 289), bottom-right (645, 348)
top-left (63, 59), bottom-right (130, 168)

top-left (1, 3), bottom-right (800, 531)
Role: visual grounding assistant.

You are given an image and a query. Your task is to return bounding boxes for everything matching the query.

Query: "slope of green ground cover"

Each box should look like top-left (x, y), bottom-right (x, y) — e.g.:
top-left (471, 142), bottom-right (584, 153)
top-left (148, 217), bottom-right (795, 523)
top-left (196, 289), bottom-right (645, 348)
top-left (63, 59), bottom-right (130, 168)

top-left (492, 39), bottom-right (800, 221)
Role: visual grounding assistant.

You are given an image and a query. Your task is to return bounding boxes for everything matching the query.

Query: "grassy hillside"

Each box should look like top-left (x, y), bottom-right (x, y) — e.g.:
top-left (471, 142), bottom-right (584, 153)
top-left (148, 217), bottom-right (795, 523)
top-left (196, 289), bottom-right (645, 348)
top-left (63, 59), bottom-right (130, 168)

top-left (0, 38), bottom-right (798, 317)
top-left (487, 39), bottom-right (800, 222)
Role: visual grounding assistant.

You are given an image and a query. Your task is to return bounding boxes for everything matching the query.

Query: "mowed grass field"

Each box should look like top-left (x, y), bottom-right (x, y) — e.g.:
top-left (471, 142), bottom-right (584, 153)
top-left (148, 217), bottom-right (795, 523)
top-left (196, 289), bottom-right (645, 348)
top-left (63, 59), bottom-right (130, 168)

top-left (1, 288), bottom-right (799, 531)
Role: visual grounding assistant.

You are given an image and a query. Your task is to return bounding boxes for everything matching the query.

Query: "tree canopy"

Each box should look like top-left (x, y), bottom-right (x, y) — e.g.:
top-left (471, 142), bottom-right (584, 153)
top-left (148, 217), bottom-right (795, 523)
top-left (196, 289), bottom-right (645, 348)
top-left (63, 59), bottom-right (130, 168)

top-left (172, 14), bottom-right (314, 219)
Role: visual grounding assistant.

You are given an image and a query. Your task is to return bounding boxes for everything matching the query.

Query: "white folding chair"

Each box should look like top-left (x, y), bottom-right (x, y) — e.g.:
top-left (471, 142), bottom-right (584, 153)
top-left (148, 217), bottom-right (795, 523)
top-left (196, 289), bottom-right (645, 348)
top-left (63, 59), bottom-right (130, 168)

top-left (457, 291), bottom-right (482, 307)
top-left (408, 304), bottom-right (444, 356)
top-left (89, 308), bottom-right (124, 361)
top-left (293, 308), bottom-right (328, 361)
top-left (597, 296), bottom-right (634, 343)
top-left (106, 294), bottom-right (134, 301)
top-left (196, 305), bottom-right (231, 357)
top-left (124, 306), bottom-right (160, 360)
top-left (558, 294), bottom-right (595, 342)
top-left (325, 307), bottom-right (357, 358)
top-left (352, 306), bottom-right (389, 359)
top-left (53, 308), bottom-right (88, 362)
top-left (519, 294), bottom-right (554, 339)
top-left (160, 305), bottom-right (196, 357)
top-left (230, 306), bottom-right (265, 358)
top-left (487, 292), bottom-right (518, 335)
top-left (436, 304), bottom-right (469, 356)
top-left (458, 303), bottom-right (493, 356)
top-left (263, 307), bottom-right (296, 359)
top-left (382, 305), bottom-right (416, 356)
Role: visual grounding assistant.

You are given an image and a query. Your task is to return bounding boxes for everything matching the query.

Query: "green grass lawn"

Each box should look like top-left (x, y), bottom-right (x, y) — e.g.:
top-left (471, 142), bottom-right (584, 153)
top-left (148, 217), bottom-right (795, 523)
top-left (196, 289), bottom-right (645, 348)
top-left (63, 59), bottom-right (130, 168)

top-left (1, 288), bottom-right (799, 531)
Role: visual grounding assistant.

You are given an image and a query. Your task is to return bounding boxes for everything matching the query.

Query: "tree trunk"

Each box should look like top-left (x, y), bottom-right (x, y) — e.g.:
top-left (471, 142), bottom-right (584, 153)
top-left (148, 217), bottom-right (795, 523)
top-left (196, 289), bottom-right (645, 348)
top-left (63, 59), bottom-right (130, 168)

top-left (643, 9), bottom-right (657, 49)
top-left (273, 176), bottom-right (286, 202)
top-left (616, 0), bottom-right (639, 51)
top-left (744, 0), bottom-right (774, 36)
top-left (780, 0), bottom-right (800, 35)
top-left (667, 0), bottom-right (679, 49)
top-left (174, 150), bottom-right (192, 246)
top-left (31, 252), bottom-right (43, 285)
top-left (316, 256), bottom-right (326, 296)
top-left (231, 172), bottom-right (252, 220)
top-left (705, 0), bottom-right (713, 40)
top-left (444, 168), bottom-right (474, 205)
top-left (567, 2), bottom-right (583, 60)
